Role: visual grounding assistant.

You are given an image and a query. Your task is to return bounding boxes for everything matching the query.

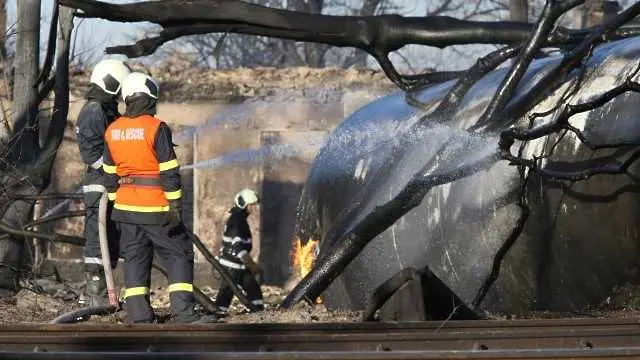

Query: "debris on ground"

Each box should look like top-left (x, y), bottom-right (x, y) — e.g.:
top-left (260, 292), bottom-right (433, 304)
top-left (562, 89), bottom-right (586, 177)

top-left (0, 282), bottom-right (361, 324)
top-left (3, 279), bottom-right (640, 324)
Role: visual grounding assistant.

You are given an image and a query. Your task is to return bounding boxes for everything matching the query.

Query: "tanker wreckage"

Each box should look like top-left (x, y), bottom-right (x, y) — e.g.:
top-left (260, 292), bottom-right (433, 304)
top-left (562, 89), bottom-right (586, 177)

top-left (58, 0), bottom-right (640, 320)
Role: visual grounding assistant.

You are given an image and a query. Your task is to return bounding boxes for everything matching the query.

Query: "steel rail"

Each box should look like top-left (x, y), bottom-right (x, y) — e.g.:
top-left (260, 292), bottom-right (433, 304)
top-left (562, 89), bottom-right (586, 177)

top-left (4, 348), bottom-right (640, 360)
top-left (0, 318), bottom-right (640, 353)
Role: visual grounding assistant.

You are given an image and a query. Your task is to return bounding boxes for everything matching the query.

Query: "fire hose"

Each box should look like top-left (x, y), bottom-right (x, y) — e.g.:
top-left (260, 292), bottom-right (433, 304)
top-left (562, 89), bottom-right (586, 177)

top-left (50, 192), bottom-right (119, 324)
top-left (187, 232), bottom-right (261, 312)
top-left (49, 305), bottom-right (117, 324)
top-left (98, 192), bottom-right (119, 307)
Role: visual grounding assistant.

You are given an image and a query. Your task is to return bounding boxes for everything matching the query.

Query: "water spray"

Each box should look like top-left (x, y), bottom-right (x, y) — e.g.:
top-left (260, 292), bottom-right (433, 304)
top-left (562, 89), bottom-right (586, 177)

top-left (181, 144), bottom-right (302, 171)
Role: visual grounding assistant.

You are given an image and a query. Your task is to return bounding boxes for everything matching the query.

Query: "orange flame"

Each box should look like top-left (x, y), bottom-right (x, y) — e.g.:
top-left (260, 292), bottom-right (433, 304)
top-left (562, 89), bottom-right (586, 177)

top-left (291, 237), bottom-right (322, 304)
top-left (292, 238), bottom-right (319, 278)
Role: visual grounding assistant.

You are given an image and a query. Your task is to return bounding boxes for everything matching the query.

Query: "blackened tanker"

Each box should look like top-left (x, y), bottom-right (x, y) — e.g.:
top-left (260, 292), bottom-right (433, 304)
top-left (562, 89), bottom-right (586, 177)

top-left (295, 37), bottom-right (640, 315)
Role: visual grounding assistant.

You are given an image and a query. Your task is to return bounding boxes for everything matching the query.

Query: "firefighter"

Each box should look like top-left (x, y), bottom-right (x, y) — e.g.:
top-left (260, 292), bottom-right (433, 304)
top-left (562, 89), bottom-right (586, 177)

top-left (214, 189), bottom-right (265, 316)
top-left (103, 72), bottom-right (213, 323)
top-left (76, 59), bottom-right (130, 306)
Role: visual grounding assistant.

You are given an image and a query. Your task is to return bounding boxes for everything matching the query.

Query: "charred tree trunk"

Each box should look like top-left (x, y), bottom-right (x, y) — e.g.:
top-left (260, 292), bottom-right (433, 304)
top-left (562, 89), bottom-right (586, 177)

top-left (0, 0), bottom-right (6, 64)
top-left (10, 0), bottom-right (40, 156)
top-left (0, 3), bottom-right (73, 295)
top-left (0, 0), bottom-right (41, 294)
top-left (0, 0), bottom-right (9, 158)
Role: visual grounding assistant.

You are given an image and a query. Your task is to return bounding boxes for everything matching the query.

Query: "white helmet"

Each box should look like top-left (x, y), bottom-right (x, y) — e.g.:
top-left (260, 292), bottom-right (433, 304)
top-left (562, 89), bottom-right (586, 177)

top-left (235, 189), bottom-right (259, 209)
top-left (121, 72), bottom-right (159, 102)
top-left (89, 59), bottom-right (131, 95)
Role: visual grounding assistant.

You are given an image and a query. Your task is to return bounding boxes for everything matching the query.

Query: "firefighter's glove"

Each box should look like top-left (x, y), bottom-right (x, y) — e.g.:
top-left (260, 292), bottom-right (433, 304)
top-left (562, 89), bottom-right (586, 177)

top-left (164, 199), bottom-right (182, 230)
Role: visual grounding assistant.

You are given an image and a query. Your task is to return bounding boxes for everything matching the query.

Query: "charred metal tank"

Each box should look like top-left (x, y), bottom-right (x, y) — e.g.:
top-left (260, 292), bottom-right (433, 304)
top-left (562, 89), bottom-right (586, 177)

top-left (295, 37), bottom-right (640, 316)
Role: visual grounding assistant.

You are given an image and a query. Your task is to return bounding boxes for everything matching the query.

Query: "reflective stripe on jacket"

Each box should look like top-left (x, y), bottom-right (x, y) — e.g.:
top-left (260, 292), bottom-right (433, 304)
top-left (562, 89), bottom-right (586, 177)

top-left (103, 114), bottom-right (181, 224)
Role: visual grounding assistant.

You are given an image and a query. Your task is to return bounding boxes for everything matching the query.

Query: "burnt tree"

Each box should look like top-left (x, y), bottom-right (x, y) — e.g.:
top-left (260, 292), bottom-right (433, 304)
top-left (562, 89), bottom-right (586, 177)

top-left (56, 0), bottom-right (640, 309)
top-left (0, 2), bottom-right (75, 294)
top-left (0, 0), bottom-right (42, 292)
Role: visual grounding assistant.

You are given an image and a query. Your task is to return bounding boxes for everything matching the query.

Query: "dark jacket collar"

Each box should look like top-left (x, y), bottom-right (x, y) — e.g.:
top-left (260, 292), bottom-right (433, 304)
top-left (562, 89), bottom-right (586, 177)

top-left (229, 206), bottom-right (248, 217)
top-left (124, 95), bottom-right (157, 118)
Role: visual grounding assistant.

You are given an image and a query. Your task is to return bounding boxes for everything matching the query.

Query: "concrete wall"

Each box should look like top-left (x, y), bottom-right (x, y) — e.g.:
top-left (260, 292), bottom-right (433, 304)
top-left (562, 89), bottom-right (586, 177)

top-left (45, 88), bottom-right (389, 286)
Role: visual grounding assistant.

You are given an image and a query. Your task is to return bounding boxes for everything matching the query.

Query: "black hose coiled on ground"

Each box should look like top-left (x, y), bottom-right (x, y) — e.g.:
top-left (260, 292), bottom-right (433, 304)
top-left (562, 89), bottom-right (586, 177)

top-left (49, 305), bottom-right (118, 324)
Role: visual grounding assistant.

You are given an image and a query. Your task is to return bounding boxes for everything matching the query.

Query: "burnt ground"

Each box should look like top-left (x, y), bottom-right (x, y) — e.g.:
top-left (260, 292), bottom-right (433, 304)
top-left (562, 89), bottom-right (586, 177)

top-left (0, 281), bottom-right (361, 324)
top-left (482, 281), bottom-right (640, 320)
top-left (2, 277), bottom-right (640, 324)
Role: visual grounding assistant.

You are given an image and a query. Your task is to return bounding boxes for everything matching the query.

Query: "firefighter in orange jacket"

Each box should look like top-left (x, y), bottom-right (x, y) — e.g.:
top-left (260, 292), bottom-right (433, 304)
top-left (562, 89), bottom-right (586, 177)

top-left (102, 72), bottom-right (211, 323)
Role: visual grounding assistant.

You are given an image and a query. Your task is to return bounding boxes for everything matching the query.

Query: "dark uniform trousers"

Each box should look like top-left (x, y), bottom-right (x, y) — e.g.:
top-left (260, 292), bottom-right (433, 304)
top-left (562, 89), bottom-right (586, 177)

top-left (120, 223), bottom-right (196, 323)
top-left (215, 266), bottom-right (264, 312)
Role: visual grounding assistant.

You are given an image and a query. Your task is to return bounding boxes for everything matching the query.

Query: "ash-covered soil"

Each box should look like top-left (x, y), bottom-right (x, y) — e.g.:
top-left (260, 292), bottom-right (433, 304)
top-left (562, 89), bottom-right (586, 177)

top-left (0, 280), bottom-right (360, 324)
top-left (481, 281), bottom-right (640, 320)
top-left (3, 277), bottom-right (640, 324)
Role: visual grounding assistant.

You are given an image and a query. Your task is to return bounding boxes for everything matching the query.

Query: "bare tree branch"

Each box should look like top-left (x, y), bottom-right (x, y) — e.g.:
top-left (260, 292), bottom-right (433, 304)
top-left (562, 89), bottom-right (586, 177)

top-left (473, 0), bottom-right (583, 130)
top-left (0, 220), bottom-right (84, 246)
top-left (11, 193), bottom-right (83, 201)
top-left (408, 43), bottom-right (522, 114)
top-left (36, 1), bottom-right (59, 88)
top-left (482, 1), bottom-right (640, 132)
top-left (59, 0), bottom-right (640, 90)
top-left (35, 5), bottom-right (74, 184)
top-left (0, 210), bottom-right (84, 241)
top-left (500, 62), bottom-right (640, 182)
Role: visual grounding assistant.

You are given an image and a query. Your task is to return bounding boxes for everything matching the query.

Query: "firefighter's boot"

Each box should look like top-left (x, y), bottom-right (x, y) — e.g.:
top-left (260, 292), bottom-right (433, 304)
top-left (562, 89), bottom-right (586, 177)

top-left (78, 271), bottom-right (109, 307)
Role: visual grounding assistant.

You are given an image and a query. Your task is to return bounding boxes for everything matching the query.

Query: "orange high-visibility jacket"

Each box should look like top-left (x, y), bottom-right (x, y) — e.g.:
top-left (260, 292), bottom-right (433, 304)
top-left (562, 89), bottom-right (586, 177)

top-left (103, 114), bottom-right (181, 225)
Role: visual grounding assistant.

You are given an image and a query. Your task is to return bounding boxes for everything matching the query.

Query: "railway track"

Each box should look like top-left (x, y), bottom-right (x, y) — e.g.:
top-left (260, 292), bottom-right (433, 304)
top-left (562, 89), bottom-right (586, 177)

top-left (0, 317), bottom-right (640, 359)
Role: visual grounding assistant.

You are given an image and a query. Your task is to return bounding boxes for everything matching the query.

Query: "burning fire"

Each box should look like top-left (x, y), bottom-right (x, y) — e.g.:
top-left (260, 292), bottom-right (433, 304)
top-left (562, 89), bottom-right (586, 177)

top-left (292, 238), bottom-right (319, 278)
top-left (291, 237), bottom-right (322, 304)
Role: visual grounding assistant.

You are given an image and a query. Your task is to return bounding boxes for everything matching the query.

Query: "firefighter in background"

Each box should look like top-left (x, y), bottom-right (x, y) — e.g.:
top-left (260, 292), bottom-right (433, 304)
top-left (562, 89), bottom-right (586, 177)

top-left (76, 59), bottom-right (130, 306)
top-left (214, 189), bottom-right (265, 316)
top-left (103, 72), bottom-right (213, 323)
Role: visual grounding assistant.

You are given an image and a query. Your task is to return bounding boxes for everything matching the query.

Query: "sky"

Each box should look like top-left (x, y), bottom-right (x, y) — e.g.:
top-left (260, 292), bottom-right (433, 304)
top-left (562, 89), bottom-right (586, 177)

top-left (7, 0), bottom-right (150, 65)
